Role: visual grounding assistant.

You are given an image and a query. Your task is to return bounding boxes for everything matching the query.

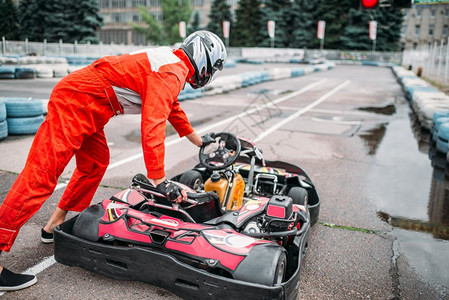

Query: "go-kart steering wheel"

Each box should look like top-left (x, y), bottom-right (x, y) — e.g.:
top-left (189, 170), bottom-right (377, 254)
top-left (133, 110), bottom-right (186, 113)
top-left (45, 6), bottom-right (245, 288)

top-left (199, 132), bottom-right (241, 170)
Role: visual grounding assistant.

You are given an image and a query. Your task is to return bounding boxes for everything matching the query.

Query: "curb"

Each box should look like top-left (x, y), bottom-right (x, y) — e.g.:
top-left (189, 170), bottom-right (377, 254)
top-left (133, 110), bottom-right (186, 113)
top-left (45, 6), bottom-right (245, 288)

top-left (391, 66), bottom-right (449, 160)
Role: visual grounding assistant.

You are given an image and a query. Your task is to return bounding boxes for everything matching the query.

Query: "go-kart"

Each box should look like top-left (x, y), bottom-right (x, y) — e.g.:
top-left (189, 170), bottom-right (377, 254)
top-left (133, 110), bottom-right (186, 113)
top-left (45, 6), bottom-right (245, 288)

top-left (54, 132), bottom-right (320, 300)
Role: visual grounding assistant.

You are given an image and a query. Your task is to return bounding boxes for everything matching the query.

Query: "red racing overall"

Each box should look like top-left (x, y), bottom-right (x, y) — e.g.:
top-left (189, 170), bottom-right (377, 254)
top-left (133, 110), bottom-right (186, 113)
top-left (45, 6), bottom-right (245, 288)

top-left (0, 48), bottom-right (195, 251)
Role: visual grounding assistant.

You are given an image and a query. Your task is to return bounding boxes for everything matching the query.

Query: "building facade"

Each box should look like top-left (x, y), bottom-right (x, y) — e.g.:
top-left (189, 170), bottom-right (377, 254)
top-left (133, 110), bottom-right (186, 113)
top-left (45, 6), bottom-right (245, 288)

top-left (98, 0), bottom-right (239, 45)
top-left (401, 3), bottom-right (449, 49)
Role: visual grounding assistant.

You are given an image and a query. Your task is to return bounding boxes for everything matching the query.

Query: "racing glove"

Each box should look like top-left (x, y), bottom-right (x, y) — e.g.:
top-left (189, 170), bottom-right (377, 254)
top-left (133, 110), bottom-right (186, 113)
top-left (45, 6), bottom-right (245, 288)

top-left (201, 132), bottom-right (215, 146)
top-left (156, 180), bottom-right (188, 203)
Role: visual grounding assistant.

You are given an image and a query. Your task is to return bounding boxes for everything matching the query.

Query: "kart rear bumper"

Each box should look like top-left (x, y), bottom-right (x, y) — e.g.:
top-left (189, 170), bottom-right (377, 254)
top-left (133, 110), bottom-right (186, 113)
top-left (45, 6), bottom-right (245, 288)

top-left (54, 216), bottom-right (306, 300)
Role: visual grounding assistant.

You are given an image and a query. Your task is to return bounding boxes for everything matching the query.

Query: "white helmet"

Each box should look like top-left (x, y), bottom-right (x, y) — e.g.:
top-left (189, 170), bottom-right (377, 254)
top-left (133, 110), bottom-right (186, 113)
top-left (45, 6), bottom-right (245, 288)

top-left (180, 30), bottom-right (227, 89)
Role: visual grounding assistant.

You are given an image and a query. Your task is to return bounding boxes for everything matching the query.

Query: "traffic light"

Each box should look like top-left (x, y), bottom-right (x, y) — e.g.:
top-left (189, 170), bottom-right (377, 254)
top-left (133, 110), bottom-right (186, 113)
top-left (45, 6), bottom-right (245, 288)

top-left (360, 0), bottom-right (379, 9)
top-left (392, 0), bottom-right (412, 8)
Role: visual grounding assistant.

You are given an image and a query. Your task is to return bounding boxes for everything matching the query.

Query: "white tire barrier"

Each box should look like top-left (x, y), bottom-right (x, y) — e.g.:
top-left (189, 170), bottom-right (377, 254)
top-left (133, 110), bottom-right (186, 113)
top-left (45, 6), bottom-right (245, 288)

top-left (7, 115), bottom-right (45, 135)
top-left (0, 120), bottom-right (7, 140)
top-left (4, 98), bottom-right (44, 118)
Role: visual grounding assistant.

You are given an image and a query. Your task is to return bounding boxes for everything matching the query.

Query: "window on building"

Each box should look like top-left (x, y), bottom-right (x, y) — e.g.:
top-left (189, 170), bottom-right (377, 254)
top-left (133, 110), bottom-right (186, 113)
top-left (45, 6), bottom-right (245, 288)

top-left (413, 43), bottom-right (418, 49)
top-left (429, 25), bottom-right (434, 35)
top-left (112, 13), bottom-right (126, 23)
top-left (132, 0), bottom-right (146, 7)
top-left (100, 0), bottom-right (110, 8)
top-left (430, 9), bottom-right (436, 17)
top-left (152, 11), bottom-right (163, 21)
top-left (148, 0), bottom-right (161, 6)
top-left (416, 8), bottom-right (422, 18)
top-left (445, 9), bottom-right (449, 17)
top-left (415, 25), bottom-right (420, 36)
top-left (401, 25), bottom-right (407, 37)
top-left (191, 0), bottom-right (204, 5)
top-left (111, 0), bottom-right (126, 8)
top-left (132, 14), bottom-right (141, 22)
top-left (443, 24), bottom-right (449, 37)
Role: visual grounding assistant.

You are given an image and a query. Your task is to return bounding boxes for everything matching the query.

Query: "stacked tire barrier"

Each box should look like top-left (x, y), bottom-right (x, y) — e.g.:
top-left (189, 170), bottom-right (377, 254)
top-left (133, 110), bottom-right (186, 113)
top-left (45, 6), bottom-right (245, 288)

top-left (0, 56), bottom-right (71, 79)
top-left (392, 66), bottom-right (449, 160)
top-left (0, 99), bottom-right (7, 140)
top-left (197, 62), bottom-right (334, 98)
top-left (0, 98), bottom-right (46, 139)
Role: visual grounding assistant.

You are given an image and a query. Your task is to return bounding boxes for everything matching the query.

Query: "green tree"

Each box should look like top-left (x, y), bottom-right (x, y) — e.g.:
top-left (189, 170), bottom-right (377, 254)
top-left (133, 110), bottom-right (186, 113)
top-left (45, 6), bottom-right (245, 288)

top-left (259, 0), bottom-right (292, 48)
top-left (135, 0), bottom-right (191, 45)
top-left (162, 0), bottom-right (192, 44)
top-left (341, 7), bottom-right (403, 51)
top-left (288, 0), bottom-right (321, 48)
top-left (0, 0), bottom-right (19, 40)
top-left (133, 6), bottom-right (165, 45)
top-left (188, 10), bottom-right (202, 34)
top-left (316, 0), bottom-right (356, 49)
top-left (69, 0), bottom-right (103, 43)
top-left (233, 0), bottom-right (261, 47)
top-left (341, 9), bottom-right (372, 50)
top-left (17, 0), bottom-right (102, 43)
top-left (207, 0), bottom-right (232, 40)
top-left (18, 0), bottom-right (41, 41)
top-left (372, 7), bottom-right (403, 51)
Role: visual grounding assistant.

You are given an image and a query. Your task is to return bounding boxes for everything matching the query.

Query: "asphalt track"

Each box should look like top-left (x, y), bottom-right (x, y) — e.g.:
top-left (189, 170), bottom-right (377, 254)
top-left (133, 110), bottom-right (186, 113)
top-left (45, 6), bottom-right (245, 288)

top-left (0, 63), bottom-right (447, 299)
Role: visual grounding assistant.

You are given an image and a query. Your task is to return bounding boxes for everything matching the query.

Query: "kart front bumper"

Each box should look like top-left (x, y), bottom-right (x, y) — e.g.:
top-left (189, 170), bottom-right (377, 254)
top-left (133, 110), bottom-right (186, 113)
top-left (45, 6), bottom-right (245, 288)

top-left (54, 216), bottom-right (307, 300)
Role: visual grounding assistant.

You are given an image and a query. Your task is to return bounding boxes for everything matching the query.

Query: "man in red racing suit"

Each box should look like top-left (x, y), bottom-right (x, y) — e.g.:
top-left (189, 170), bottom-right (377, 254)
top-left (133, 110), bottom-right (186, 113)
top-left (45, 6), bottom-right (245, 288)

top-left (0, 31), bottom-right (226, 291)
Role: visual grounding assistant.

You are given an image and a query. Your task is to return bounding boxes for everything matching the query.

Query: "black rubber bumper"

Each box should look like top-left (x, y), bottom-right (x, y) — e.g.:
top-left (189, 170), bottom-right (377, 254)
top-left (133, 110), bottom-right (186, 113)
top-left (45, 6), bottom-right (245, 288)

top-left (54, 216), bottom-right (307, 300)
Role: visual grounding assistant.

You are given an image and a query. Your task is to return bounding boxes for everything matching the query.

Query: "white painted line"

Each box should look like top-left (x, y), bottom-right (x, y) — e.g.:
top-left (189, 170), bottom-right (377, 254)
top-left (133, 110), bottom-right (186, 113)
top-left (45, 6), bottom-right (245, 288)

top-left (195, 79), bottom-right (327, 135)
top-left (18, 79), bottom-right (327, 279)
top-left (253, 80), bottom-right (351, 142)
top-left (23, 256), bottom-right (56, 276)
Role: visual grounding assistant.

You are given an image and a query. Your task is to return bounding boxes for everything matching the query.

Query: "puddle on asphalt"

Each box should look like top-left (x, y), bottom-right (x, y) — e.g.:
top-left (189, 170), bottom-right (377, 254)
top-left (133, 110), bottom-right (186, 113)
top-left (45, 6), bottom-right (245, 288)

top-left (125, 117), bottom-right (213, 144)
top-left (360, 103), bottom-right (449, 292)
top-left (358, 123), bottom-right (387, 155)
top-left (358, 104), bottom-right (396, 115)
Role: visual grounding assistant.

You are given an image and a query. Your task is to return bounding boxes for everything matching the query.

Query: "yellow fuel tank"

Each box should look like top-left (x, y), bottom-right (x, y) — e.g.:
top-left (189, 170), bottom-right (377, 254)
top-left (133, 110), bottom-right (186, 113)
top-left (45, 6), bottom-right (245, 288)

top-left (204, 173), bottom-right (245, 211)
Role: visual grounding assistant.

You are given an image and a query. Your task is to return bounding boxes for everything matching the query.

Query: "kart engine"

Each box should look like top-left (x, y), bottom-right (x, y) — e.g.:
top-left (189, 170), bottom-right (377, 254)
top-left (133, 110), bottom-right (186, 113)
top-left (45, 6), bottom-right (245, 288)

top-left (243, 195), bottom-right (294, 236)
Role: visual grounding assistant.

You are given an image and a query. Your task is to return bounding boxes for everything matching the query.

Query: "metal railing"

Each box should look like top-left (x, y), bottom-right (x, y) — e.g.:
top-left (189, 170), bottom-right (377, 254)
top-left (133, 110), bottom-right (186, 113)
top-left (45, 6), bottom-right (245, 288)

top-left (401, 38), bottom-right (449, 88)
top-left (0, 38), bottom-right (146, 57)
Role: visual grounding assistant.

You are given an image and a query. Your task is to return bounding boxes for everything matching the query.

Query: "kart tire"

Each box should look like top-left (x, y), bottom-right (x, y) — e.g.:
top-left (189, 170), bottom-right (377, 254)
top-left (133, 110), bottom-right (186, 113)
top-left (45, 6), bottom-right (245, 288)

top-left (72, 204), bottom-right (105, 242)
top-left (0, 99), bottom-right (6, 121)
top-left (5, 98), bottom-right (44, 118)
top-left (0, 120), bottom-right (7, 141)
top-left (233, 245), bottom-right (287, 286)
top-left (288, 187), bottom-right (308, 206)
top-left (178, 170), bottom-right (203, 190)
top-left (7, 115), bottom-right (44, 135)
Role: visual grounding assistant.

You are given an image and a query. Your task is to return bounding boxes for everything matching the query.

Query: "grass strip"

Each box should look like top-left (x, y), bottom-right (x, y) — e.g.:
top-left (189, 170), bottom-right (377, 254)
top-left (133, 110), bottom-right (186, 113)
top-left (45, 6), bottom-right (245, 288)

top-left (318, 221), bottom-right (380, 234)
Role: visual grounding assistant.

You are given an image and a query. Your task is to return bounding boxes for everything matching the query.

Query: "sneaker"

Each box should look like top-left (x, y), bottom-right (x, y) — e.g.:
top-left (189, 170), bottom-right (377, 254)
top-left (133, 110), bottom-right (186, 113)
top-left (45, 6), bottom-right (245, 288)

top-left (41, 228), bottom-right (53, 244)
top-left (0, 268), bottom-right (37, 291)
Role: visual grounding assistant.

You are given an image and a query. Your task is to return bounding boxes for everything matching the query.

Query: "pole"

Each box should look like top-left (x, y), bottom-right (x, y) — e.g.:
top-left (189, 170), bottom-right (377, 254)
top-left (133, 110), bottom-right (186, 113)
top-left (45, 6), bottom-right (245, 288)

top-left (437, 39), bottom-right (444, 84)
top-left (372, 39), bottom-right (376, 53)
top-left (444, 37), bottom-right (449, 85)
top-left (25, 38), bottom-right (29, 55)
top-left (2, 37), bottom-right (5, 55)
top-left (43, 39), bottom-right (47, 56)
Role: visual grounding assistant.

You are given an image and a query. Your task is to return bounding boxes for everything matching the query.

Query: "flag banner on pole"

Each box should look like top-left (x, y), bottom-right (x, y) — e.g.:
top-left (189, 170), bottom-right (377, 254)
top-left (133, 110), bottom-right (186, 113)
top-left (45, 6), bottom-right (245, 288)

top-left (369, 21), bottom-right (377, 40)
top-left (317, 21), bottom-right (326, 39)
top-left (179, 21), bottom-right (186, 38)
top-left (223, 21), bottom-right (230, 39)
top-left (267, 20), bottom-right (275, 39)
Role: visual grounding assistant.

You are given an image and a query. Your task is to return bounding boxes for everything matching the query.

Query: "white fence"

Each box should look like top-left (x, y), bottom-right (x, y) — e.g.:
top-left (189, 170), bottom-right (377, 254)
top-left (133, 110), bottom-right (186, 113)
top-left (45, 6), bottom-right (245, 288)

top-left (402, 37), bottom-right (449, 87)
top-left (0, 38), bottom-right (146, 57)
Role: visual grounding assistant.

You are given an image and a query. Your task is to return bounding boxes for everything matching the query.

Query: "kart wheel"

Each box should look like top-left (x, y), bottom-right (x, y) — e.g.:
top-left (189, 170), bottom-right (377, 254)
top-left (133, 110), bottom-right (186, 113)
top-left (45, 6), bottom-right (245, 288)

top-left (288, 187), bottom-right (308, 206)
top-left (178, 170), bottom-right (203, 190)
top-left (233, 245), bottom-right (287, 286)
top-left (274, 251), bottom-right (287, 285)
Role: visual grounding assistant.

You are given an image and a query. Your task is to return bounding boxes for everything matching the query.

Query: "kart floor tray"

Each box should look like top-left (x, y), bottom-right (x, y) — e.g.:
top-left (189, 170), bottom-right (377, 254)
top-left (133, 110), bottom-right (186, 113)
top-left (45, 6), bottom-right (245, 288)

top-left (54, 216), bottom-right (303, 300)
